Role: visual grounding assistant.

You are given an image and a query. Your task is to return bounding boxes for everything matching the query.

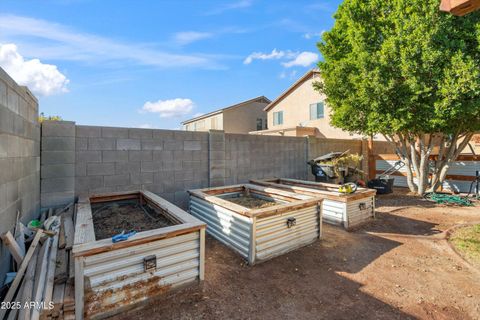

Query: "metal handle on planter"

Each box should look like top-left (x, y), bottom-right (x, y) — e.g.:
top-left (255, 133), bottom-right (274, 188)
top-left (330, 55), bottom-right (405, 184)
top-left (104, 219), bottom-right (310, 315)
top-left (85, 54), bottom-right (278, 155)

top-left (286, 217), bottom-right (296, 228)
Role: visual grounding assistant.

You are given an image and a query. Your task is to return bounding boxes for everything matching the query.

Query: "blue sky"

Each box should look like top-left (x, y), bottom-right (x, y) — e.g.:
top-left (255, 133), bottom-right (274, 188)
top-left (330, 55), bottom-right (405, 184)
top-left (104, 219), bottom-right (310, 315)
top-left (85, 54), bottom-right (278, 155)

top-left (0, 0), bottom-right (341, 129)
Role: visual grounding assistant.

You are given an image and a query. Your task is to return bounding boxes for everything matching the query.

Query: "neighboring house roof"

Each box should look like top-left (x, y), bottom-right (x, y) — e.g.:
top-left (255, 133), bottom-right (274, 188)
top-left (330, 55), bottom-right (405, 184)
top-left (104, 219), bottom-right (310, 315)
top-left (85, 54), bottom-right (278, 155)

top-left (264, 69), bottom-right (321, 112)
top-left (181, 96), bottom-right (271, 125)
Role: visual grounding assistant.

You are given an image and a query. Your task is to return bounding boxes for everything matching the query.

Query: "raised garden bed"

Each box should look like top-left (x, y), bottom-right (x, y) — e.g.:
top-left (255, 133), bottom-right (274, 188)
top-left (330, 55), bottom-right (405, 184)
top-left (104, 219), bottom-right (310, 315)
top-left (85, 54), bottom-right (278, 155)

top-left (188, 184), bottom-right (323, 265)
top-left (72, 190), bottom-right (206, 319)
top-left (250, 178), bottom-right (376, 230)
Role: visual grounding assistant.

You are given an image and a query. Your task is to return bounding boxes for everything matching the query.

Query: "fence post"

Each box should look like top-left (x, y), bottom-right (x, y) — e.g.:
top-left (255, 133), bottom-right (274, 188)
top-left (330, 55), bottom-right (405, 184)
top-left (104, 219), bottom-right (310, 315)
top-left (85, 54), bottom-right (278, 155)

top-left (367, 137), bottom-right (376, 180)
top-left (208, 130), bottom-right (226, 187)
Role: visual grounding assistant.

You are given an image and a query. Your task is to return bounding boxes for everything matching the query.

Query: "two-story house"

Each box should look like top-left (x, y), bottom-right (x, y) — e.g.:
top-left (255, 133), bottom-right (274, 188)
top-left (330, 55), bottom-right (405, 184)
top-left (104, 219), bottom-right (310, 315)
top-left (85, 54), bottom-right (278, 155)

top-left (182, 96), bottom-right (270, 134)
top-left (252, 69), bottom-right (361, 139)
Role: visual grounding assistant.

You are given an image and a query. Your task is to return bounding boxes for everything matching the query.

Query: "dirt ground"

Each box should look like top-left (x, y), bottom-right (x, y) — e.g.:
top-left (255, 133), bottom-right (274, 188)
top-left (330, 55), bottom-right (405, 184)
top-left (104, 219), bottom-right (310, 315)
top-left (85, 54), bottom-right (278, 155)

top-left (227, 194), bottom-right (277, 209)
top-left (92, 201), bottom-right (175, 240)
top-left (114, 189), bottom-right (480, 320)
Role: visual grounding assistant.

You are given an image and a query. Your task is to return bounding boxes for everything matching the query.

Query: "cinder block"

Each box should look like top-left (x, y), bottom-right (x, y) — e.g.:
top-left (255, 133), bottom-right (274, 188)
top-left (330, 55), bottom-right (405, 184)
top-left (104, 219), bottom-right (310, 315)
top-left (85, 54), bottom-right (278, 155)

top-left (41, 151), bottom-right (75, 165)
top-left (41, 177), bottom-right (74, 193)
top-left (75, 176), bottom-right (103, 192)
top-left (129, 128), bottom-right (153, 139)
top-left (130, 172), bottom-right (154, 185)
top-left (88, 138), bottom-right (115, 150)
top-left (152, 129), bottom-right (174, 140)
top-left (209, 141), bottom-right (225, 151)
top-left (0, 80), bottom-right (7, 107)
top-left (153, 151), bottom-right (173, 162)
top-left (173, 150), bottom-right (193, 161)
top-left (184, 140), bottom-right (201, 151)
top-left (115, 162), bottom-right (140, 174)
top-left (7, 89), bottom-right (19, 114)
top-left (116, 185), bottom-right (142, 192)
top-left (41, 191), bottom-right (75, 208)
top-left (75, 162), bottom-right (87, 176)
top-left (42, 121), bottom-right (75, 137)
top-left (104, 174), bottom-right (130, 187)
top-left (101, 127), bottom-right (128, 138)
top-left (0, 133), bottom-right (8, 158)
top-left (5, 181), bottom-right (18, 204)
top-left (209, 151), bottom-right (225, 161)
top-left (42, 137), bottom-right (75, 151)
top-left (153, 171), bottom-right (174, 184)
top-left (116, 139), bottom-right (141, 150)
top-left (141, 161), bottom-right (161, 172)
top-left (102, 150), bottom-right (128, 162)
top-left (141, 140), bottom-right (163, 151)
top-left (76, 125), bottom-right (101, 138)
top-left (41, 164), bottom-right (75, 178)
top-left (0, 184), bottom-right (6, 211)
top-left (163, 141), bottom-right (183, 151)
top-left (76, 151), bottom-right (101, 163)
top-left (87, 163), bottom-right (115, 176)
top-left (0, 107), bottom-right (14, 135)
top-left (75, 138), bottom-right (88, 150)
top-left (145, 184), bottom-right (163, 194)
top-left (174, 170), bottom-right (194, 181)
top-left (129, 150), bottom-right (152, 161)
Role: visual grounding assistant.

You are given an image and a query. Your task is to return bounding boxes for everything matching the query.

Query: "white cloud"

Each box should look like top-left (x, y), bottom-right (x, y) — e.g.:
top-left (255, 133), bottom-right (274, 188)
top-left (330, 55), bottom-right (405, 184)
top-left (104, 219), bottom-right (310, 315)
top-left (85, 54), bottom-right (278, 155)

top-left (303, 31), bottom-right (325, 40)
top-left (279, 70), bottom-right (298, 80)
top-left (0, 43), bottom-right (69, 96)
top-left (243, 49), bottom-right (293, 64)
top-left (173, 31), bottom-right (213, 45)
top-left (206, 0), bottom-right (253, 15)
top-left (141, 98), bottom-right (194, 118)
top-left (0, 14), bottom-right (219, 68)
top-left (244, 49), bottom-right (318, 68)
top-left (282, 51), bottom-right (318, 68)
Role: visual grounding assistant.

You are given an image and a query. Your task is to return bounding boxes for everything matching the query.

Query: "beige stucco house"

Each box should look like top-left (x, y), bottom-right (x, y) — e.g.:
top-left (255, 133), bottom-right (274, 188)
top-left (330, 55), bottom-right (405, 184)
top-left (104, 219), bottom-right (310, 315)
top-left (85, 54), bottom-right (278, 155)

top-left (251, 69), bottom-right (362, 139)
top-left (182, 96), bottom-right (270, 134)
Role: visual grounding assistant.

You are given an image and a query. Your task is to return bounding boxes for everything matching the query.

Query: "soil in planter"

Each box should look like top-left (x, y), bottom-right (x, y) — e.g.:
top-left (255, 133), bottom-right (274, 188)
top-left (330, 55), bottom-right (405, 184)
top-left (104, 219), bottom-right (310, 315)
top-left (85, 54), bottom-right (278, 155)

top-left (92, 200), bottom-right (176, 240)
top-left (226, 195), bottom-right (277, 209)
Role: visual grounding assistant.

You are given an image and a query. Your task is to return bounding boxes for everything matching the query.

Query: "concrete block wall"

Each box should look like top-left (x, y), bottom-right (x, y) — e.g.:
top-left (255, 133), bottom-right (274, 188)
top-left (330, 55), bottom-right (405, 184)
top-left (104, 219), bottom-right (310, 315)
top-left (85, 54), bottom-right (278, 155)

top-left (41, 121), bottom-right (76, 207)
top-left (40, 123), bottom-right (373, 211)
top-left (224, 133), bottom-right (308, 185)
top-left (73, 125), bottom-right (209, 209)
top-left (0, 68), bottom-right (40, 282)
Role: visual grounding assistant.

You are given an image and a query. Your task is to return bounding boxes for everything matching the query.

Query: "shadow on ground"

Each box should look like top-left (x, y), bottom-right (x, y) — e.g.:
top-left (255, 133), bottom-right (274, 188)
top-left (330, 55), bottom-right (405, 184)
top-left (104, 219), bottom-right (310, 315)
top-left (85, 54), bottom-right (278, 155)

top-left (112, 189), bottom-right (480, 320)
top-left (114, 230), bottom-right (412, 320)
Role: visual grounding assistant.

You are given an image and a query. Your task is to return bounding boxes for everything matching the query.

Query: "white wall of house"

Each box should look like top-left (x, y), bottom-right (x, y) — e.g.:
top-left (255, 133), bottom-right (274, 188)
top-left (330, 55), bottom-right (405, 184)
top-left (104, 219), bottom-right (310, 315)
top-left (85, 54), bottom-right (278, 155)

top-left (266, 73), bottom-right (362, 139)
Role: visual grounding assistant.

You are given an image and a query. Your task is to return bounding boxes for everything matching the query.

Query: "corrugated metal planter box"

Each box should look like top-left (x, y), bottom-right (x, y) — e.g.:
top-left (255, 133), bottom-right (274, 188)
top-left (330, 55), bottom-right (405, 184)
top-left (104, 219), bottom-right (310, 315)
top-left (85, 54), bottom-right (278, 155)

top-left (188, 184), bottom-right (322, 265)
top-left (72, 190), bottom-right (206, 320)
top-left (251, 178), bottom-right (376, 230)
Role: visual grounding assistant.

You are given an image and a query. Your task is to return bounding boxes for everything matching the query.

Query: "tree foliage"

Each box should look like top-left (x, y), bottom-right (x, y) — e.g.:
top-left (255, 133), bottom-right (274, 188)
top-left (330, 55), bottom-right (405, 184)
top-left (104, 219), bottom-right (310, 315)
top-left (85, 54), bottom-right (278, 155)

top-left (316, 0), bottom-right (480, 194)
top-left (38, 112), bottom-right (62, 123)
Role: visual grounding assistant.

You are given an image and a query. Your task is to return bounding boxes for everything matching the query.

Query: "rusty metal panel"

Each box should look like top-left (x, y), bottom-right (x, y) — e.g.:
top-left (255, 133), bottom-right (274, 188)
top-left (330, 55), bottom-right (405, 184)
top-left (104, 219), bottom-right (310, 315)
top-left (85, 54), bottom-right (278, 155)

top-left (83, 231), bottom-right (201, 318)
top-left (255, 205), bottom-right (320, 263)
top-left (189, 196), bottom-right (252, 258)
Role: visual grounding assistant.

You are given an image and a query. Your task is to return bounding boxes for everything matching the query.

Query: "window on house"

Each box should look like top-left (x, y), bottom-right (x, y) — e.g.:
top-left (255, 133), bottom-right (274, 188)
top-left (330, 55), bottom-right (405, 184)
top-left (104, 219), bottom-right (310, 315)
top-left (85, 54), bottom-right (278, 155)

top-left (184, 124), bottom-right (190, 131)
top-left (211, 117), bottom-right (218, 129)
top-left (256, 118), bottom-right (263, 130)
top-left (264, 119), bottom-right (268, 129)
top-left (273, 111), bottom-right (283, 126)
top-left (309, 102), bottom-right (325, 120)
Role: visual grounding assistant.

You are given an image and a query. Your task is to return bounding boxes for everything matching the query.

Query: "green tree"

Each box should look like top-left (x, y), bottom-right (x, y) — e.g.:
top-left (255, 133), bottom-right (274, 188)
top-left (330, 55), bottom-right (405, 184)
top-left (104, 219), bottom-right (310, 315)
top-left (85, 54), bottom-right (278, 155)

top-left (38, 112), bottom-right (62, 123)
top-left (316, 0), bottom-right (480, 195)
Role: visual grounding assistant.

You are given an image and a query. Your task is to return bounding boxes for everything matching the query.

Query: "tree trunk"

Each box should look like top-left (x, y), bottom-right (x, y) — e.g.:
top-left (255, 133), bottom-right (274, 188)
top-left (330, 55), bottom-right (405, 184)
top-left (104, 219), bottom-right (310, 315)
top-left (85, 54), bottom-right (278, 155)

top-left (385, 132), bottom-right (474, 196)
